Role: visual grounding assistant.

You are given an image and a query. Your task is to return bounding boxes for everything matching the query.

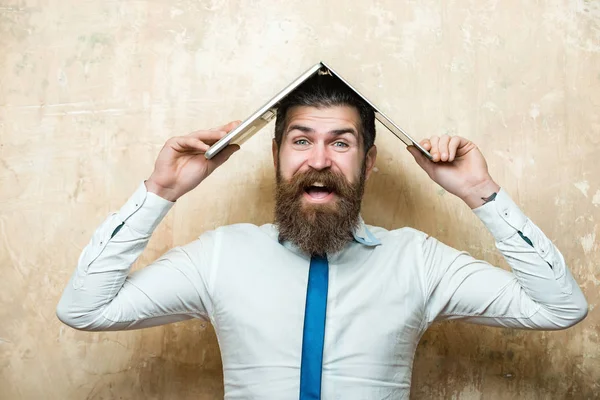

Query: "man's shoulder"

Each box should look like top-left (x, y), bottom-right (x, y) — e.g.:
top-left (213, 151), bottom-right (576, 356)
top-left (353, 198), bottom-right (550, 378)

top-left (199, 222), bottom-right (278, 241)
top-left (366, 224), bottom-right (431, 246)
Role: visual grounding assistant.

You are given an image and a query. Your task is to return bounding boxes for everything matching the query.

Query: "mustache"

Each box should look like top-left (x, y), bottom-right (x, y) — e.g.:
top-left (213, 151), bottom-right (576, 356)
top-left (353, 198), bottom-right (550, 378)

top-left (278, 168), bottom-right (355, 198)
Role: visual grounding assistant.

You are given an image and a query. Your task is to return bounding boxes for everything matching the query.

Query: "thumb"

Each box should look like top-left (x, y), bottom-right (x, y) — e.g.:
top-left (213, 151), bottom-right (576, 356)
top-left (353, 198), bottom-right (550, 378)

top-left (407, 145), bottom-right (434, 176)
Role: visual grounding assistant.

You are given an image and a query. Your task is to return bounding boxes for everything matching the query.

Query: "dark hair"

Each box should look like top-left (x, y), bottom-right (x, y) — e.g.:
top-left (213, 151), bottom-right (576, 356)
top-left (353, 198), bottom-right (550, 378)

top-left (273, 73), bottom-right (376, 153)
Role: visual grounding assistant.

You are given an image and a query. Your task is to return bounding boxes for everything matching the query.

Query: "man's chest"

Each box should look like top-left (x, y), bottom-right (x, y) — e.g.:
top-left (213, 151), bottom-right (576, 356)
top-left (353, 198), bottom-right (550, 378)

top-left (210, 246), bottom-right (427, 367)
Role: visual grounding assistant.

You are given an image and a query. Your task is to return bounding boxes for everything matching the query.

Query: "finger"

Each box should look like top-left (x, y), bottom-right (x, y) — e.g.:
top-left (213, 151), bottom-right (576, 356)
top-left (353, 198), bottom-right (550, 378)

top-left (419, 139), bottom-right (432, 151)
top-left (170, 136), bottom-right (210, 153)
top-left (454, 136), bottom-right (476, 158)
top-left (429, 136), bottom-right (440, 162)
top-left (206, 144), bottom-right (240, 173)
top-left (438, 135), bottom-right (451, 162)
top-left (407, 145), bottom-right (434, 176)
top-left (448, 136), bottom-right (462, 161)
top-left (209, 120), bottom-right (242, 133)
top-left (186, 129), bottom-right (229, 144)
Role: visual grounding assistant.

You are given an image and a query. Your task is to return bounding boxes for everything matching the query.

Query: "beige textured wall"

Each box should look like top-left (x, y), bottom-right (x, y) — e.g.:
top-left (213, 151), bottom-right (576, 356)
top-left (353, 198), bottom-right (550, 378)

top-left (1, 0), bottom-right (599, 398)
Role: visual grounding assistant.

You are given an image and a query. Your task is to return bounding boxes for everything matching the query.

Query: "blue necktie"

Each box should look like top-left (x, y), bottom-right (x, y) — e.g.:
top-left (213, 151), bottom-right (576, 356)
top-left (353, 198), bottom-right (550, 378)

top-left (299, 255), bottom-right (329, 400)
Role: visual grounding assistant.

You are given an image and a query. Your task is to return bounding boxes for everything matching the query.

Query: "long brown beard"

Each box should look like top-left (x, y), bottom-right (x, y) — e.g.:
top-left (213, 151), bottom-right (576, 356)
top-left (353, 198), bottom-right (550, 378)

top-left (274, 163), bottom-right (366, 256)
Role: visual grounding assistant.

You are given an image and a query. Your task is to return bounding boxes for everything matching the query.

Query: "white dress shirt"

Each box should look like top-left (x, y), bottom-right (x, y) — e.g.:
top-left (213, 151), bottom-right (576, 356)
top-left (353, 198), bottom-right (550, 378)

top-left (57, 182), bottom-right (588, 399)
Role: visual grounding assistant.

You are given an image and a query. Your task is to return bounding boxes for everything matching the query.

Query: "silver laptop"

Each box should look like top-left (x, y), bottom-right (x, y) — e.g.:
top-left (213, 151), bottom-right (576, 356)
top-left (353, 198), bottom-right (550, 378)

top-left (205, 61), bottom-right (432, 160)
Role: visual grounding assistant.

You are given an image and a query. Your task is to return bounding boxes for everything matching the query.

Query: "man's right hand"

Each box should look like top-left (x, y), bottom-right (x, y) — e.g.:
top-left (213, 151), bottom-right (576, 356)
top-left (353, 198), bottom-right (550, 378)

top-left (145, 121), bottom-right (241, 201)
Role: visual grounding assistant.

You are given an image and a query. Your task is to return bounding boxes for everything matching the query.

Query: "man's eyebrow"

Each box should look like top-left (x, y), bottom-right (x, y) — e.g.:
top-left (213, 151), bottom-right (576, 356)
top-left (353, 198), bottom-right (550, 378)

top-left (287, 124), bottom-right (358, 138)
top-left (287, 124), bottom-right (314, 134)
top-left (329, 128), bottom-right (358, 137)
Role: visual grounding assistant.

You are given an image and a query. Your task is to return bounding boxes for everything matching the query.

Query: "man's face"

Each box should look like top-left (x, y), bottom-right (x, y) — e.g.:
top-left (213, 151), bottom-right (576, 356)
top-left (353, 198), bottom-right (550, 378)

top-left (272, 105), bottom-right (377, 255)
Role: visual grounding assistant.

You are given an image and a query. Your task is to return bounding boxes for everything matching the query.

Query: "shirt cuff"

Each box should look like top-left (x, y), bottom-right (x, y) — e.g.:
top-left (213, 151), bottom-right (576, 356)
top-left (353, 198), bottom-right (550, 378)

top-left (116, 181), bottom-right (175, 235)
top-left (472, 188), bottom-right (528, 242)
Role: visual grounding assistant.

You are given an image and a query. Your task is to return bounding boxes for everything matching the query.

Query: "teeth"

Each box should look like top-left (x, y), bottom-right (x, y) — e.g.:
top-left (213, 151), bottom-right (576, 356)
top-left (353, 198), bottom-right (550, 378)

top-left (312, 182), bottom-right (325, 187)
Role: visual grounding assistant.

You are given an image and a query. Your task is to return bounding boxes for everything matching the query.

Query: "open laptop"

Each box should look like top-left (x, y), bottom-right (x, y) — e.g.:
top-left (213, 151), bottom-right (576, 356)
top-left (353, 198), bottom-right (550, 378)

top-left (204, 61), bottom-right (432, 160)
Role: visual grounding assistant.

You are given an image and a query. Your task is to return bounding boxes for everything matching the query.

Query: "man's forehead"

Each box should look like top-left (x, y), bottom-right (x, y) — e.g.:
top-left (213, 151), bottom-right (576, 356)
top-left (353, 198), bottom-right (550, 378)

top-left (285, 105), bottom-right (361, 131)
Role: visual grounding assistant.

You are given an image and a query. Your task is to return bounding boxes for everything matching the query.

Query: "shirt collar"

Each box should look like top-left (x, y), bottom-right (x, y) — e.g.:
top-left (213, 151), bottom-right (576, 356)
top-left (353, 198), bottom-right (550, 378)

top-left (353, 216), bottom-right (382, 247)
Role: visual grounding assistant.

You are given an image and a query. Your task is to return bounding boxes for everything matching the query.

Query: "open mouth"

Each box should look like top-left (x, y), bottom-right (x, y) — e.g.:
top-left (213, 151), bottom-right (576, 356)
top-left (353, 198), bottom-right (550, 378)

top-left (303, 182), bottom-right (335, 201)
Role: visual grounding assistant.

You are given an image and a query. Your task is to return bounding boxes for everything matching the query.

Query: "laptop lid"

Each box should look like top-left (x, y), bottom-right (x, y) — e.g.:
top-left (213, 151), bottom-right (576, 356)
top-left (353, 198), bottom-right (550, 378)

top-left (204, 61), bottom-right (432, 160)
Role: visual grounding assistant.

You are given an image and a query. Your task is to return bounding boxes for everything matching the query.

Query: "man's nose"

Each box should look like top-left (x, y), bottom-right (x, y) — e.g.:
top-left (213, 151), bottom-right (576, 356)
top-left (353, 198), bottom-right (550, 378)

top-left (307, 143), bottom-right (332, 171)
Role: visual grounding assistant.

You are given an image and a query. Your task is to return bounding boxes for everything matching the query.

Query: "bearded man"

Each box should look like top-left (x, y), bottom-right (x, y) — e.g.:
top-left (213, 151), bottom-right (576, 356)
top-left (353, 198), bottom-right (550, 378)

top-left (57, 73), bottom-right (587, 399)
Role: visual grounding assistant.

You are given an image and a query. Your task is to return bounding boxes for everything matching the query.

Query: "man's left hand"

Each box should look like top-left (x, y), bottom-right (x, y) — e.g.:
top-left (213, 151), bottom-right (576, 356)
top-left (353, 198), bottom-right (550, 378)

top-left (407, 135), bottom-right (500, 209)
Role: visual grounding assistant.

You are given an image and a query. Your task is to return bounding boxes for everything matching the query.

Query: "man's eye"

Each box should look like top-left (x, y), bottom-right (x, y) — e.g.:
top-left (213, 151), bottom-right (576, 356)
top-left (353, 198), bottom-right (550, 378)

top-left (333, 141), bottom-right (349, 148)
top-left (294, 139), bottom-right (309, 145)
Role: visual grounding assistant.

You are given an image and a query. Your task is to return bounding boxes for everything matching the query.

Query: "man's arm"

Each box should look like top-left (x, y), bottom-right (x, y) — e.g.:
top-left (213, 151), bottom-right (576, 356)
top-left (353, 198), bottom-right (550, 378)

top-left (56, 122), bottom-right (241, 331)
top-left (407, 135), bottom-right (588, 329)
top-left (56, 183), bottom-right (207, 330)
top-left (421, 188), bottom-right (587, 329)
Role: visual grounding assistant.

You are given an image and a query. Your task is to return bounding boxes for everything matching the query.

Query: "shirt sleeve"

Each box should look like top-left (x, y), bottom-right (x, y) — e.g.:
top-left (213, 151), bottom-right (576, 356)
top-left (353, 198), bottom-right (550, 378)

top-left (56, 182), bottom-right (214, 331)
top-left (423, 188), bottom-right (588, 330)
